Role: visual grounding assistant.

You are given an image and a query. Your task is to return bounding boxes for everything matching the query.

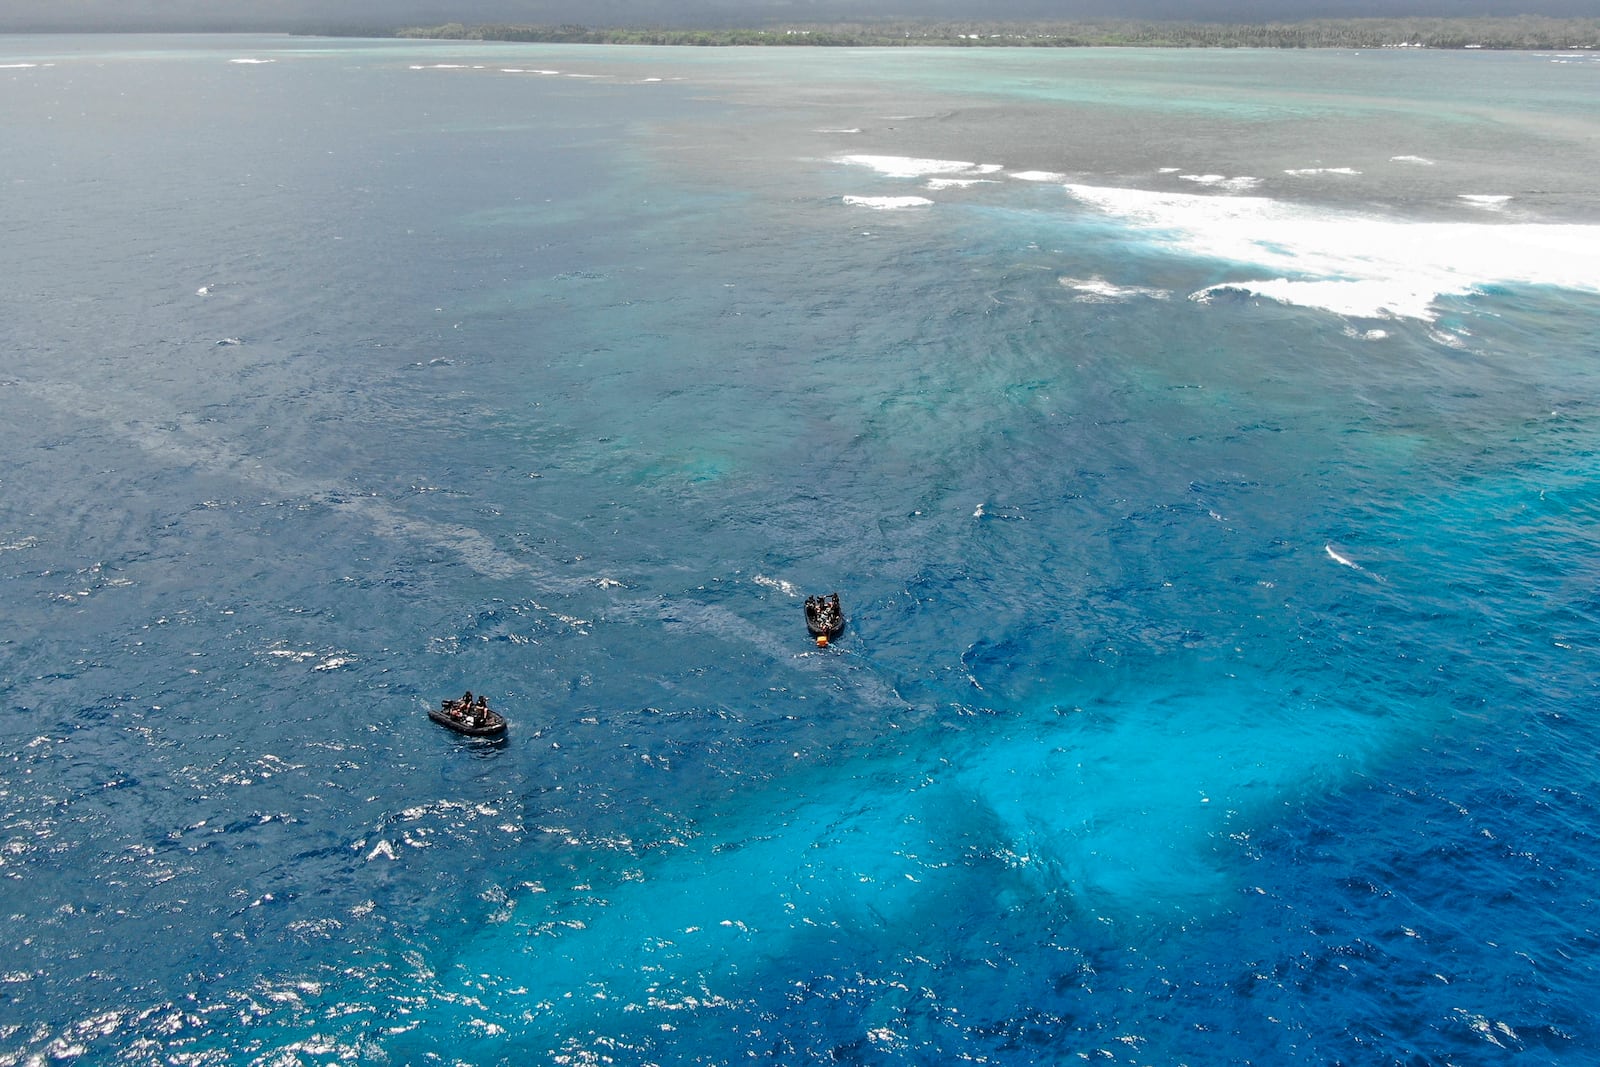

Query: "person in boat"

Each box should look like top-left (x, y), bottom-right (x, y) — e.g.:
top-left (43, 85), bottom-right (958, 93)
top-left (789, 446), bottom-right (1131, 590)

top-left (452, 691), bottom-right (472, 719)
top-left (470, 695), bottom-right (490, 726)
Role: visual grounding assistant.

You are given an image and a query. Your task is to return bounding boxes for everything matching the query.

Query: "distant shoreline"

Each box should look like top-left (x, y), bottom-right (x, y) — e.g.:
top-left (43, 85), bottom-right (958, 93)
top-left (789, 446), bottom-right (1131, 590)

top-left (387, 17), bottom-right (1600, 51)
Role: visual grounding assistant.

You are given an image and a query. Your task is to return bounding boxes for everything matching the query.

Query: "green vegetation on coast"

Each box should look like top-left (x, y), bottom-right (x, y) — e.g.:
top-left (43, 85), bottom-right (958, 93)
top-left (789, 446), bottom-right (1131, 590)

top-left (393, 16), bottom-right (1600, 50)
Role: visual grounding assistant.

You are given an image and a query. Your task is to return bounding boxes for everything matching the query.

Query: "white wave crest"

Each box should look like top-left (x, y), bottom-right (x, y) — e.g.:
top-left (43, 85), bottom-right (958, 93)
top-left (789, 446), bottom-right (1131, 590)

top-left (1179, 174), bottom-right (1262, 192)
top-left (843, 195), bottom-right (933, 210)
top-left (1325, 544), bottom-right (1360, 569)
top-left (1325, 543), bottom-right (1386, 581)
top-left (753, 575), bottom-right (798, 597)
top-left (1064, 182), bottom-right (1600, 321)
top-left (1284, 167), bottom-right (1361, 177)
top-left (1390, 155), bottom-right (1436, 165)
top-left (1060, 276), bottom-right (1171, 302)
top-left (837, 154), bottom-right (981, 178)
top-left (1195, 277), bottom-right (1443, 321)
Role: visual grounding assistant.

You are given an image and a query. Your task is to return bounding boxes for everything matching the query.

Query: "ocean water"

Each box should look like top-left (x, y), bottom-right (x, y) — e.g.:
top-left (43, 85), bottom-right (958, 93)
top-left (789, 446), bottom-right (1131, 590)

top-left (4, 34), bottom-right (1600, 1065)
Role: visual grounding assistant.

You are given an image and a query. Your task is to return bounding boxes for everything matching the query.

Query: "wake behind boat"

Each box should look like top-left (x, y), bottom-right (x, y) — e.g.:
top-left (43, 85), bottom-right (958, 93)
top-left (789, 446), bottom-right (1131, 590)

top-left (430, 693), bottom-right (507, 738)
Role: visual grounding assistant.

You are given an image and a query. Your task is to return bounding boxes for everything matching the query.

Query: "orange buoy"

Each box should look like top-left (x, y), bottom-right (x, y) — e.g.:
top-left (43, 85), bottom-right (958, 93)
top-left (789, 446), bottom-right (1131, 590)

top-left (816, 634), bottom-right (828, 647)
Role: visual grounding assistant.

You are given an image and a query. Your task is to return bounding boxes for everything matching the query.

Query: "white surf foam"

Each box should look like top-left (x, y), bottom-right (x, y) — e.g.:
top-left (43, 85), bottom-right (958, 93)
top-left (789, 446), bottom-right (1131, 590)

top-left (1284, 167), bottom-right (1361, 177)
top-left (1179, 173), bottom-right (1262, 191)
top-left (1010, 170), bottom-right (1069, 183)
top-left (1207, 277), bottom-right (1443, 320)
top-left (1459, 194), bottom-right (1512, 210)
top-left (836, 154), bottom-right (986, 179)
top-left (753, 575), bottom-right (798, 597)
top-left (1390, 155), bottom-right (1435, 165)
top-left (1059, 276), bottom-right (1171, 302)
top-left (843, 195), bottom-right (933, 210)
top-left (228, 58), bottom-right (275, 64)
top-left (1062, 182), bottom-right (1600, 321)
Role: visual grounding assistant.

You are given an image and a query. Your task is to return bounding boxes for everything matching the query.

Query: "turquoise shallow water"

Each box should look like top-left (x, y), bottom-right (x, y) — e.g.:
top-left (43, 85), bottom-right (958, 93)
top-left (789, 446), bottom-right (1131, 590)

top-left (3, 35), bottom-right (1600, 1064)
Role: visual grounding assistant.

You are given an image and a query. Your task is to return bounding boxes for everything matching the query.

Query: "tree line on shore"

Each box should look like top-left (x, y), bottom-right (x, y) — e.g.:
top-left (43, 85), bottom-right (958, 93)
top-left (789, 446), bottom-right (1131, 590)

top-left (392, 16), bottom-right (1600, 49)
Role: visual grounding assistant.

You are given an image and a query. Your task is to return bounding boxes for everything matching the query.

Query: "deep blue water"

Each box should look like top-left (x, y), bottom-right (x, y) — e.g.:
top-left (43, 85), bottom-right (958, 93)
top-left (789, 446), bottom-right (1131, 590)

top-left (4, 35), bottom-right (1600, 1065)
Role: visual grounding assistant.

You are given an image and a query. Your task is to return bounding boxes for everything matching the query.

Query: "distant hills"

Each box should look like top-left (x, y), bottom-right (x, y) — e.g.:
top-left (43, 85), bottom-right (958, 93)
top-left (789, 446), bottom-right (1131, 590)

top-left (4, 0), bottom-right (1600, 36)
top-left (394, 16), bottom-right (1600, 49)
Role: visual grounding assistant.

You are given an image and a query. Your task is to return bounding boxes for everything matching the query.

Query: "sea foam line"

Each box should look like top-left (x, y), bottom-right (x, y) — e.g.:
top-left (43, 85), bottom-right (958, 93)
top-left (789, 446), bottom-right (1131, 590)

top-left (15, 377), bottom-right (881, 669)
top-left (13, 377), bottom-right (545, 585)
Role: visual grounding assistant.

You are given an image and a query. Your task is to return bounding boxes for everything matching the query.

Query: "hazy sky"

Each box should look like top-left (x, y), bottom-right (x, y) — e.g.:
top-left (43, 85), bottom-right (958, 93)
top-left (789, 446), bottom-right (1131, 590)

top-left (2, 0), bottom-right (1596, 33)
